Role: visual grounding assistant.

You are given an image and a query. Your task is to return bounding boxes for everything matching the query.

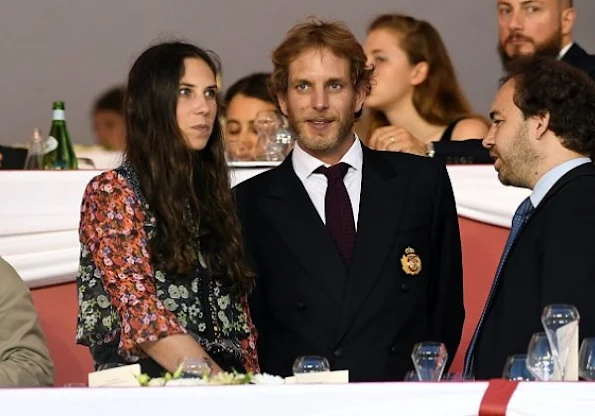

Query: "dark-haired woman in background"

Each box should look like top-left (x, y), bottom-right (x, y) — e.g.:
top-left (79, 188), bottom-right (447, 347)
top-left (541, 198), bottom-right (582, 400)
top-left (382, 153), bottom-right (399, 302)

top-left (92, 85), bottom-right (127, 151)
top-left (359, 14), bottom-right (488, 157)
top-left (76, 41), bottom-right (259, 377)
top-left (223, 72), bottom-right (277, 160)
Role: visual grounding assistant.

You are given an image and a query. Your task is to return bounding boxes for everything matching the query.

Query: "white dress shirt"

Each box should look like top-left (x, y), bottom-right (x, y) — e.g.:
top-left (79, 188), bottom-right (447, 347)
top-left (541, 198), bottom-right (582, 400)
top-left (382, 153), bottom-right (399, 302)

top-left (558, 42), bottom-right (574, 60)
top-left (291, 137), bottom-right (363, 229)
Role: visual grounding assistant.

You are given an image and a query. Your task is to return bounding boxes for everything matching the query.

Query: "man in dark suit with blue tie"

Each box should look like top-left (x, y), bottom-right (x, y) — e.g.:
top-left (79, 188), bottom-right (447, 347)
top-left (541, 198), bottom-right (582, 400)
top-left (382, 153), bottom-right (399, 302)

top-left (464, 56), bottom-right (595, 380)
top-left (234, 19), bottom-right (465, 382)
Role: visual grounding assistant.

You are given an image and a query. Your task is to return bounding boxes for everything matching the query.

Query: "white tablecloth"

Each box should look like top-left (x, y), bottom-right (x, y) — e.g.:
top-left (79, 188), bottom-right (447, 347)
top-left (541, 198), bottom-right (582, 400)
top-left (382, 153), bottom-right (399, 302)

top-left (0, 382), bottom-right (489, 416)
top-left (2, 382), bottom-right (594, 415)
top-left (0, 164), bottom-right (528, 288)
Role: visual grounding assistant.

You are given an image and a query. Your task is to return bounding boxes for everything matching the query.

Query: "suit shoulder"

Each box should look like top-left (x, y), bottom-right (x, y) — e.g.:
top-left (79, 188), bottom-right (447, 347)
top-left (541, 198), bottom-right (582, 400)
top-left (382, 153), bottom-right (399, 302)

top-left (233, 165), bottom-right (282, 195)
top-left (367, 148), bottom-right (445, 176)
top-left (555, 172), bottom-right (595, 205)
top-left (0, 257), bottom-right (28, 299)
top-left (540, 170), bottom-right (595, 222)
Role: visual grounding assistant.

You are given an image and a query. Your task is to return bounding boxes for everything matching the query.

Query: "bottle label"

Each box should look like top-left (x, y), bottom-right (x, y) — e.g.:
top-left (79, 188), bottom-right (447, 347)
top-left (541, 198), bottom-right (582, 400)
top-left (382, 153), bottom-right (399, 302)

top-left (52, 109), bottom-right (65, 120)
top-left (44, 136), bottom-right (59, 154)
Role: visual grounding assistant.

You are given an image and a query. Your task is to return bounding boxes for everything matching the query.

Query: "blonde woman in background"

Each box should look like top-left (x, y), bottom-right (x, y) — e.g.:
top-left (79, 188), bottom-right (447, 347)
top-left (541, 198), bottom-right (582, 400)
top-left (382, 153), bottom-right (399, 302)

top-left (360, 14), bottom-right (488, 158)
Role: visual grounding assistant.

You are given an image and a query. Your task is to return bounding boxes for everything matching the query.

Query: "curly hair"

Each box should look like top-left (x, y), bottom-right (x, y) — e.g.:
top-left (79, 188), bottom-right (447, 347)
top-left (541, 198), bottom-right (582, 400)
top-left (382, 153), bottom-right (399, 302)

top-left (502, 55), bottom-right (595, 158)
top-left (124, 41), bottom-right (253, 295)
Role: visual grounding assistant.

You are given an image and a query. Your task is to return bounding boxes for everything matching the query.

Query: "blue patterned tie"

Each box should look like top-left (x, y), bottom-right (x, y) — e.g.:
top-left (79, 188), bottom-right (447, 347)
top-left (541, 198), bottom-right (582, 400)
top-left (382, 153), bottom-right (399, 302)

top-left (463, 196), bottom-right (535, 377)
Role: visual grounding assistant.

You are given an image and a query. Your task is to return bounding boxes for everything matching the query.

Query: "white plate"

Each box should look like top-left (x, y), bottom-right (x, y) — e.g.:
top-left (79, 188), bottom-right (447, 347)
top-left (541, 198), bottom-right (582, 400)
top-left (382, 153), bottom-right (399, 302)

top-left (228, 161), bottom-right (281, 168)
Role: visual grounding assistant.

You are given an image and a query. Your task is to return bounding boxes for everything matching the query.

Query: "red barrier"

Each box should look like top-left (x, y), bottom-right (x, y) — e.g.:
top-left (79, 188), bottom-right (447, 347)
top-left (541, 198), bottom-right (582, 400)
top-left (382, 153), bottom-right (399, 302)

top-left (30, 284), bottom-right (93, 387)
top-left (479, 379), bottom-right (519, 416)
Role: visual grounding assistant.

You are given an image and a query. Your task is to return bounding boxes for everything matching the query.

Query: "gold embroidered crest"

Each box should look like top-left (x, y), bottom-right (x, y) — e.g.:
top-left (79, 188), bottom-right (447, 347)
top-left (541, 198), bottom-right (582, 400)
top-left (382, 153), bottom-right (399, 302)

top-left (401, 247), bottom-right (422, 275)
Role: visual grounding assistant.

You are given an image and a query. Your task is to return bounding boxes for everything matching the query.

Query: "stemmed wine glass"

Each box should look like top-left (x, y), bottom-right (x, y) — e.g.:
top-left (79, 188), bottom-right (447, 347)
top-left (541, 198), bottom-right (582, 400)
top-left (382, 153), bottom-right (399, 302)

top-left (411, 342), bottom-right (448, 381)
top-left (526, 332), bottom-right (555, 381)
top-left (579, 337), bottom-right (595, 381)
top-left (178, 357), bottom-right (212, 378)
top-left (502, 354), bottom-right (535, 381)
top-left (541, 304), bottom-right (580, 380)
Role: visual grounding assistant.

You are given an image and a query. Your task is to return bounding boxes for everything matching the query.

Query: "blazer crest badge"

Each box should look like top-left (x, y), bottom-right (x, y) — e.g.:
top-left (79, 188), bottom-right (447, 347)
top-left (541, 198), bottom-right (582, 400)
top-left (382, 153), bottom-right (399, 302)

top-left (401, 247), bottom-right (422, 275)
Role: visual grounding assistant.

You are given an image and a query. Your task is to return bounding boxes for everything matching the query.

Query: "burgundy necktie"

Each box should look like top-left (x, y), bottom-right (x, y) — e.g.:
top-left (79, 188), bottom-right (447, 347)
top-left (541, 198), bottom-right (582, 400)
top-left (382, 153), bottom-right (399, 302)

top-left (314, 162), bottom-right (356, 266)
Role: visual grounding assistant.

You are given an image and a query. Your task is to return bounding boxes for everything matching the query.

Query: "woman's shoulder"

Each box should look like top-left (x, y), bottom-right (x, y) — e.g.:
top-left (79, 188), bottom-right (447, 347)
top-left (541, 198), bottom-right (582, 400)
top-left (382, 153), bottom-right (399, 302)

top-left (85, 169), bottom-right (130, 193)
top-left (81, 168), bottom-right (141, 212)
top-left (449, 117), bottom-right (489, 141)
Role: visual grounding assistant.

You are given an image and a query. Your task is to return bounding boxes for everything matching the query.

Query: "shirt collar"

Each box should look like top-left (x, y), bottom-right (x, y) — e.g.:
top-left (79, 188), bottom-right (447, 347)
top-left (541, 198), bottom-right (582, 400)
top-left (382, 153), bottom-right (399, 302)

top-left (530, 157), bottom-right (591, 207)
top-left (292, 134), bottom-right (364, 182)
top-left (558, 42), bottom-right (574, 60)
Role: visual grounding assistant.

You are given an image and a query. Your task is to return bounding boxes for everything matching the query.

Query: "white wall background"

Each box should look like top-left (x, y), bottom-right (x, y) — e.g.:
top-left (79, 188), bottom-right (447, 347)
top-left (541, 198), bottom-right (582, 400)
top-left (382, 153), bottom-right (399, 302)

top-left (0, 0), bottom-right (593, 146)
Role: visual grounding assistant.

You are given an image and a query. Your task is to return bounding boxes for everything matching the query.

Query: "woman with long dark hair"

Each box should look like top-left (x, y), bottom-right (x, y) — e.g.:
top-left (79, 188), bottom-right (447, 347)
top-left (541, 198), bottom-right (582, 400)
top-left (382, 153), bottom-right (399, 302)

top-left (75, 41), bottom-right (258, 377)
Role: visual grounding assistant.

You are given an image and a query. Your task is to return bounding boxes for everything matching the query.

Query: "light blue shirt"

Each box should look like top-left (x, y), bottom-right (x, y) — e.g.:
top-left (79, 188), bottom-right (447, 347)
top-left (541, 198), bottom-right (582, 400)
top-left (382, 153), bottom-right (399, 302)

top-left (530, 158), bottom-right (592, 208)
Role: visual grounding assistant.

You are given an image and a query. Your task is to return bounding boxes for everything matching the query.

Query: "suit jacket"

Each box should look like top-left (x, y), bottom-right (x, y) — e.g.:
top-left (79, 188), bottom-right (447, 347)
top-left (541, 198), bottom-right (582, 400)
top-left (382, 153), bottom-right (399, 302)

top-left (234, 145), bottom-right (464, 382)
top-left (0, 145), bottom-right (27, 170)
top-left (562, 43), bottom-right (595, 81)
top-left (0, 257), bottom-right (54, 386)
top-left (433, 140), bottom-right (493, 165)
top-left (472, 162), bottom-right (595, 380)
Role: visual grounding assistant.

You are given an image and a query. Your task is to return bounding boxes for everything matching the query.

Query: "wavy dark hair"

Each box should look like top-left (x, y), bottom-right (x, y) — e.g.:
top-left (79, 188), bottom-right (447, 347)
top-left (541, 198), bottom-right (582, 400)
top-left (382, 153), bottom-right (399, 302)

top-left (502, 56), bottom-right (595, 158)
top-left (124, 41), bottom-right (253, 294)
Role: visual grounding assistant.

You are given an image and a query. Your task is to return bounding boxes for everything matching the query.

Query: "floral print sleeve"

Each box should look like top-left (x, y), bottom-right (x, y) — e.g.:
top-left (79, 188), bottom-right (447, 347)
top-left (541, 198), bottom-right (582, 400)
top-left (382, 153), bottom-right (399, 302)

top-left (79, 171), bottom-right (187, 359)
top-left (240, 295), bottom-right (260, 373)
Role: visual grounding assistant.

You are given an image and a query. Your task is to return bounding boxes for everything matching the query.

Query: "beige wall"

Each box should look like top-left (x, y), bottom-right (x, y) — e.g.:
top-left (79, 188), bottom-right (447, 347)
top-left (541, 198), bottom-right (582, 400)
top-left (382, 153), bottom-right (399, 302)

top-left (1, 0), bottom-right (594, 146)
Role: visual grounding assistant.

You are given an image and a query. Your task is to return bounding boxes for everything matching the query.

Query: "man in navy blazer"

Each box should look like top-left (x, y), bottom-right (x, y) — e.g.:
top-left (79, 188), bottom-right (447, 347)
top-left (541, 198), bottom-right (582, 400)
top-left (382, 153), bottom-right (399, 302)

top-left (464, 56), bottom-right (595, 380)
top-left (234, 19), bottom-right (464, 382)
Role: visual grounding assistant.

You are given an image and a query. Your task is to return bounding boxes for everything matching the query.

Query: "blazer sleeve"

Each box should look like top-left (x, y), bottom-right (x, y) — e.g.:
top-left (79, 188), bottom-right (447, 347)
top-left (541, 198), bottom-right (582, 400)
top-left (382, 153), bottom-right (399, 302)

top-left (233, 184), bottom-right (267, 354)
top-left (540, 194), bottom-right (595, 338)
top-left (428, 164), bottom-right (465, 368)
top-left (0, 258), bottom-right (55, 387)
top-left (433, 139), bottom-right (493, 165)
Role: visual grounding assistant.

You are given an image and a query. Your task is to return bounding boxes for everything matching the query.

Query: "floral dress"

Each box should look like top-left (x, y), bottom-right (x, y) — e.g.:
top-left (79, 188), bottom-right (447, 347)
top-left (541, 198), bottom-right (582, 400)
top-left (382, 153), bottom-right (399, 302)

top-left (75, 163), bottom-right (259, 376)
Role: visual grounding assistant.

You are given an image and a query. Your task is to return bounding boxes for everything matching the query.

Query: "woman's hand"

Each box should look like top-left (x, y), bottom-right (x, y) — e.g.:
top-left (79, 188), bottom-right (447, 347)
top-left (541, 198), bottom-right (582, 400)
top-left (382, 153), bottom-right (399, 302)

top-left (368, 125), bottom-right (428, 156)
top-left (140, 333), bottom-right (223, 374)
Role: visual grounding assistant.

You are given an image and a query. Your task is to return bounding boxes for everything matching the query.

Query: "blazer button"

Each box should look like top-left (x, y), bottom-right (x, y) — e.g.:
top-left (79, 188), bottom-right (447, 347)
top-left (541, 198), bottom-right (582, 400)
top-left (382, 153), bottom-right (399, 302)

top-left (390, 346), bottom-right (400, 355)
top-left (400, 283), bottom-right (409, 293)
top-left (296, 302), bottom-right (306, 311)
top-left (333, 349), bottom-right (344, 358)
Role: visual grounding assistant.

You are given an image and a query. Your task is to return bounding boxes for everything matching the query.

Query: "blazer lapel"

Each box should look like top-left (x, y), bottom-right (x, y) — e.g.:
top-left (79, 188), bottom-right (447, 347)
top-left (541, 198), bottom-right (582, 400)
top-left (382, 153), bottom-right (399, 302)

top-left (337, 148), bottom-right (411, 340)
top-left (255, 157), bottom-right (347, 305)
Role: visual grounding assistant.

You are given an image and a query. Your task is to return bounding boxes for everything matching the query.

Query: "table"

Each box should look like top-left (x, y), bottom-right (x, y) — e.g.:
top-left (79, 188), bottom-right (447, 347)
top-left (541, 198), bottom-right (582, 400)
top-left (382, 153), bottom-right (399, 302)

top-left (1, 381), bottom-right (594, 415)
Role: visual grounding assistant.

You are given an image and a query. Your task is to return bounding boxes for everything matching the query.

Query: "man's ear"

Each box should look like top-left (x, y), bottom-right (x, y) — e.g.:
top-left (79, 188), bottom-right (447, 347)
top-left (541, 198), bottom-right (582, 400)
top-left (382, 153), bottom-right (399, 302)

top-left (534, 111), bottom-right (551, 140)
top-left (354, 84), bottom-right (366, 115)
top-left (277, 93), bottom-right (288, 117)
top-left (561, 7), bottom-right (576, 37)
